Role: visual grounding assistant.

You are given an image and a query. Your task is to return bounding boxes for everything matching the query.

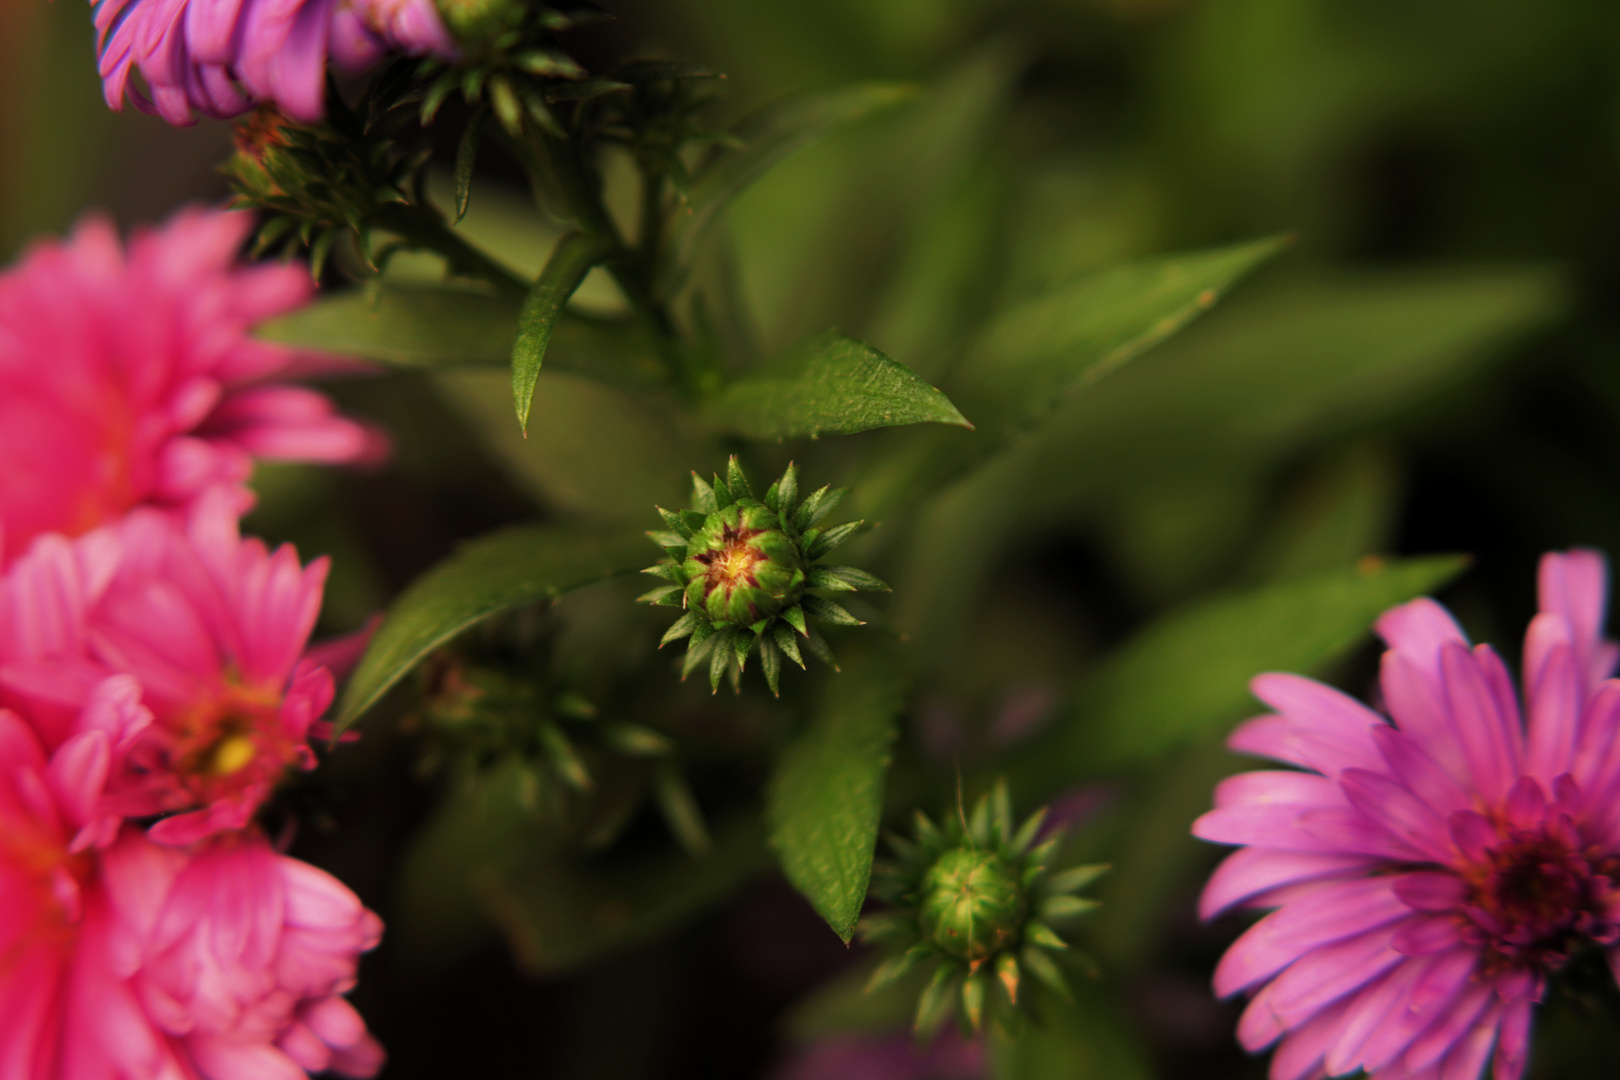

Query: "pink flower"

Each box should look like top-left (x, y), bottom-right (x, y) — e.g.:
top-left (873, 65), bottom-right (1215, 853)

top-left (0, 207), bottom-right (386, 565)
top-left (98, 828), bottom-right (386, 1078)
top-left (93, 0), bottom-right (458, 124)
top-left (0, 690), bottom-right (383, 1077)
top-left (0, 495), bottom-right (334, 845)
top-left (1193, 550), bottom-right (1620, 1080)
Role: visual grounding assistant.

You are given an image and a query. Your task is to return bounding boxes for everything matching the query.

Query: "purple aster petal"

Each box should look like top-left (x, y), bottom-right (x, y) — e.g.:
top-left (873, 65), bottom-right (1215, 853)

top-left (1194, 804), bottom-right (1343, 852)
top-left (1322, 957), bottom-right (1433, 1075)
top-left (1229, 711), bottom-right (1385, 780)
top-left (327, 4), bottom-right (387, 70)
top-left (1502, 776), bottom-right (1547, 830)
top-left (1253, 928), bottom-right (1404, 1035)
top-left (1439, 642), bottom-right (1521, 803)
top-left (1266, 997), bottom-right (1353, 1080)
top-left (1404, 984), bottom-right (1494, 1074)
top-left (1574, 681), bottom-right (1620, 809)
top-left (1377, 597), bottom-right (1471, 672)
top-left (1525, 635), bottom-right (1581, 785)
top-left (1212, 878), bottom-right (1410, 998)
top-left (1357, 949), bottom-right (1479, 1072)
top-left (1392, 915), bottom-right (1465, 956)
top-left (1297, 805), bottom-right (1429, 862)
top-left (1492, 998), bottom-right (1531, 1080)
top-left (1200, 849), bottom-right (1377, 921)
top-left (1448, 810), bottom-right (1496, 865)
top-left (1214, 771), bottom-right (1341, 809)
top-left (1393, 872), bottom-right (1468, 913)
top-left (1252, 673), bottom-right (1389, 751)
top-left (1371, 725), bottom-right (1474, 821)
top-left (1382, 650), bottom-right (1472, 784)
top-left (1538, 549), bottom-right (1616, 693)
top-left (183, 0), bottom-right (250, 63)
top-left (1338, 767), bottom-right (1453, 862)
top-left (1439, 1010), bottom-right (1501, 1080)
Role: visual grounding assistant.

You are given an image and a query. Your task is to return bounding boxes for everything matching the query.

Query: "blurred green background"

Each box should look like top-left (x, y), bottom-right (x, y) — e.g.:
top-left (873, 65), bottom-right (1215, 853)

top-left (13, 1), bottom-right (1620, 1077)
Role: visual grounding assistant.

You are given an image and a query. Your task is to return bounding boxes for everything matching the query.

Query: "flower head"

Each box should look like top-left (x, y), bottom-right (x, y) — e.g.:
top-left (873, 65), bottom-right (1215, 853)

top-left (93, 0), bottom-right (457, 124)
top-left (642, 457), bottom-right (889, 694)
top-left (860, 781), bottom-right (1107, 1037)
top-left (0, 495), bottom-right (334, 845)
top-left (0, 207), bottom-right (385, 564)
top-left (1194, 549), bottom-right (1620, 1080)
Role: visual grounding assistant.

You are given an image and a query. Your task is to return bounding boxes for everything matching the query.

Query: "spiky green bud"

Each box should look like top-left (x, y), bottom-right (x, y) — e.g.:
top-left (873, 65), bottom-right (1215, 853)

top-left (682, 502), bottom-right (805, 625)
top-left (860, 781), bottom-right (1107, 1037)
top-left (640, 457), bottom-right (889, 694)
top-left (917, 848), bottom-right (1028, 963)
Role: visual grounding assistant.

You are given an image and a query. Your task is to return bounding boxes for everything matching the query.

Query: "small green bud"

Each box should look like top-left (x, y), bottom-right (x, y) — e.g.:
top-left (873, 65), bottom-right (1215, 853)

top-left (681, 502), bottom-right (805, 626)
top-left (641, 457), bottom-right (888, 693)
top-left (917, 848), bottom-right (1027, 962)
top-left (858, 780), bottom-right (1108, 1036)
top-left (435, 0), bottom-right (522, 47)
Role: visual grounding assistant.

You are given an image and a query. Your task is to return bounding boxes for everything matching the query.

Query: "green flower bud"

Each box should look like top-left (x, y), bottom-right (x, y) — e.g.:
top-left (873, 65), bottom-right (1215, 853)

top-left (859, 781), bottom-right (1109, 1036)
top-left (435, 0), bottom-right (522, 47)
top-left (681, 502), bottom-right (805, 626)
top-left (917, 848), bottom-right (1027, 962)
top-left (640, 457), bottom-right (889, 694)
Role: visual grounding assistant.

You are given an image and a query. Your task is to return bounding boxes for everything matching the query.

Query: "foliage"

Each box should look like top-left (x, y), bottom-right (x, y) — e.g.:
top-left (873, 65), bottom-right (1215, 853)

top-left (26, 0), bottom-right (1620, 1074)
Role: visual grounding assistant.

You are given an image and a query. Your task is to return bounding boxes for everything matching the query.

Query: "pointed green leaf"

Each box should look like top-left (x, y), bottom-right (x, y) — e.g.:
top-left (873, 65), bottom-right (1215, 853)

top-left (773, 622), bottom-right (805, 667)
top-left (805, 520), bottom-right (863, 561)
top-left (767, 650), bottom-right (905, 941)
top-left (513, 231), bottom-right (616, 432)
top-left (953, 236), bottom-right (1291, 437)
top-left (453, 107), bottom-right (487, 223)
top-left (707, 332), bottom-right (971, 439)
top-left (663, 82), bottom-right (917, 285)
top-left (800, 594), bottom-right (863, 627)
top-left (637, 584), bottom-right (683, 606)
top-left (725, 456), bottom-right (754, 500)
top-left (335, 525), bottom-right (647, 733)
top-left (1012, 555), bottom-right (1469, 791)
top-left (653, 760), bottom-right (712, 855)
top-left (659, 611), bottom-right (702, 646)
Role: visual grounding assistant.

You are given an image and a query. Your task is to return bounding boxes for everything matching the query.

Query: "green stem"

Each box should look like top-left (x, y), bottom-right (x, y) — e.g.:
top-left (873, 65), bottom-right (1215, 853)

top-left (372, 203), bottom-right (529, 299)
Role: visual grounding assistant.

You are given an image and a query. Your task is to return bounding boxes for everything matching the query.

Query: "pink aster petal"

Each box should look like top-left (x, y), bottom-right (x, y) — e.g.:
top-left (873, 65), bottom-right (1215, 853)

top-left (0, 207), bottom-right (387, 559)
top-left (1524, 636), bottom-right (1582, 785)
top-left (1337, 767), bottom-right (1453, 862)
top-left (1438, 643), bottom-right (1521, 803)
top-left (1213, 878), bottom-right (1411, 998)
top-left (1200, 848), bottom-right (1378, 921)
top-left (1538, 549), bottom-right (1618, 694)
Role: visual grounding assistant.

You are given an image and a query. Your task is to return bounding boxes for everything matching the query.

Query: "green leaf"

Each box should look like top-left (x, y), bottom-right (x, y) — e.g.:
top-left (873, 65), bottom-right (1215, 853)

top-left (257, 284), bottom-right (522, 367)
top-left (767, 649), bottom-right (905, 942)
top-left (662, 82), bottom-right (918, 289)
top-left (334, 524), bottom-right (648, 733)
top-left (953, 235), bottom-right (1290, 437)
top-left (513, 231), bottom-right (616, 432)
top-left (1012, 555), bottom-right (1469, 790)
top-left (855, 237), bottom-right (1287, 516)
top-left (706, 332), bottom-right (971, 438)
top-left (453, 107), bottom-right (488, 223)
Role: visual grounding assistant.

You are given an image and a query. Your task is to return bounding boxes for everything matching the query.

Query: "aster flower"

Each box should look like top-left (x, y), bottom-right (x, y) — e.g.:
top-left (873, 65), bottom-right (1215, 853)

top-left (0, 494), bottom-right (334, 845)
top-left (0, 207), bottom-right (385, 565)
top-left (0, 682), bottom-right (383, 1077)
top-left (93, 0), bottom-right (457, 125)
top-left (1193, 550), bottom-right (1620, 1080)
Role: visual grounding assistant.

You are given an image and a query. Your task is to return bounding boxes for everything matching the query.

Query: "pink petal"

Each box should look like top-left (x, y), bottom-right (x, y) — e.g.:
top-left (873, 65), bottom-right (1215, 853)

top-left (1213, 878), bottom-right (1410, 997)
top-left (1438, 643), bottom-right (1520, 803)
top-left (1200, 848), bottom-right (1377, 920)
top-left (1338, 767), bottom-right (1452, 862)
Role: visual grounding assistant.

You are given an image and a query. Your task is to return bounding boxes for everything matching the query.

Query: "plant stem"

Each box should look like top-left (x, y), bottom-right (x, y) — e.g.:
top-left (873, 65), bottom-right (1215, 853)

top-left (372, 203), bottom-right (529, 299)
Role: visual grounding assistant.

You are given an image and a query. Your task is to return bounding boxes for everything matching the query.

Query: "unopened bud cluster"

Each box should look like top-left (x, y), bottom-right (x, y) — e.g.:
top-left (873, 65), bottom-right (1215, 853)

top-left (641, 457), bottom-right (888, 693)
top-left (860, 782), bottom-right (1107, 1037)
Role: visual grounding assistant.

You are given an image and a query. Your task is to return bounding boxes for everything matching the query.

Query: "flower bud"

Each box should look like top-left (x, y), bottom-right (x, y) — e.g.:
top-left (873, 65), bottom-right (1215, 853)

top-left (917, 848), bottom-right (1027, 962)
top-left (681, 502), bottom-right (805, 626)
top-left (859, 781), bottom-right (1108, 1036)
top-left (434, 0), bottom-right (521, 47)
top-left (641, 457), bottom-right (889, 694)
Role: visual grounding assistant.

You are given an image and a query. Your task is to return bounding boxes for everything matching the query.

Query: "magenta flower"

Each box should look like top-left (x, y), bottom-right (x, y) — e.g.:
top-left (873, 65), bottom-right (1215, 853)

top-left (0, 690), bottom-right (383, 1077)
top-left (0, 494), bottom-right (335, 845)
top-left (1193, 550), bottom-right (1620, 1080)
top-left (93, 0), bottom-right (457, 124)
top-left (0, 207), bottom-right (385, 565)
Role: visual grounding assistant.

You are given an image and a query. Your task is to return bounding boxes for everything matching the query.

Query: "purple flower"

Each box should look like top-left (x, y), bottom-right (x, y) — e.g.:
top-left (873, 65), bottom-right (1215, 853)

top-left (92, 0), bottom-right (458, 125)
top-left (1193, 550), bottom-right (1620, 1080)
